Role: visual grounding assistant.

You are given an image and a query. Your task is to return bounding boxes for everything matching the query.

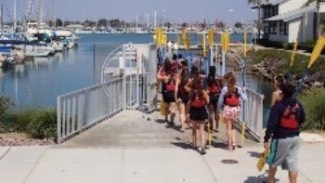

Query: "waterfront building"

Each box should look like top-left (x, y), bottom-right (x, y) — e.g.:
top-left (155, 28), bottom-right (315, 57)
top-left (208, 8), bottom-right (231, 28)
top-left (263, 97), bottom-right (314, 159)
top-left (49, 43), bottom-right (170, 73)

top-left (257, 0), bottom-right (325, 43)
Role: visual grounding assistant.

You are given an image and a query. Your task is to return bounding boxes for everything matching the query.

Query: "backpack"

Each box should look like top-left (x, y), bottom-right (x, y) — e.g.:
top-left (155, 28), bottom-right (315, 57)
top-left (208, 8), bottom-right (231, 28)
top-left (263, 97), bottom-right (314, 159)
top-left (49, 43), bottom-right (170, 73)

top-left (224, 88), bottom-right (240, 106)
top-left (279, 103), bottom-right (300, 129)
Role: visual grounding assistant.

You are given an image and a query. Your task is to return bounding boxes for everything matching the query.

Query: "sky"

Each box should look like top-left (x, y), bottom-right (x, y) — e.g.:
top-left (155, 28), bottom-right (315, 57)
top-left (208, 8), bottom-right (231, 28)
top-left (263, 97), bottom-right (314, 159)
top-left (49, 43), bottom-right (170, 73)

top-left (2, 0), bottom-right (257, 24)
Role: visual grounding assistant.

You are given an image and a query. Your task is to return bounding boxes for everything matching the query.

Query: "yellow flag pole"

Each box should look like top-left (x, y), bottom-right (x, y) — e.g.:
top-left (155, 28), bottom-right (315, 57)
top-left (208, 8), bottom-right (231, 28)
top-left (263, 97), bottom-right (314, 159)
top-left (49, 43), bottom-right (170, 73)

top-left (308, 36), bottom-right (325, 68)
top-left (290, 41), bottom-right (298, 67)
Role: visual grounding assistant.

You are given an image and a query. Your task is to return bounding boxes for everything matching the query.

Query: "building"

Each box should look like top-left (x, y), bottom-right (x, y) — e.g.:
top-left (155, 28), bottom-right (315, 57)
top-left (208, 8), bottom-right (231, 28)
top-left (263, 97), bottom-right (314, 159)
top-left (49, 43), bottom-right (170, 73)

top-left (259, 0), bottom-right (325, 43)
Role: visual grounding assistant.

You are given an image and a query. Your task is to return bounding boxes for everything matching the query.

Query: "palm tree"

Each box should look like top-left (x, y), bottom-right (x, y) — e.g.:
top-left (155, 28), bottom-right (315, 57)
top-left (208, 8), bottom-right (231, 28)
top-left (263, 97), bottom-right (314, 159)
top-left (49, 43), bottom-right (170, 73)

top-left (248, 0), bottom-right (263, 40)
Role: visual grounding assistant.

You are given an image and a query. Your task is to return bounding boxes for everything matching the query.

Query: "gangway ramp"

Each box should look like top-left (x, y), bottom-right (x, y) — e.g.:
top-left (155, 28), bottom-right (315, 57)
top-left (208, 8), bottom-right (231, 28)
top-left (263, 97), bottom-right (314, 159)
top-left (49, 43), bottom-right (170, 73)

top-left (61, 110), bottom-right (257, 148)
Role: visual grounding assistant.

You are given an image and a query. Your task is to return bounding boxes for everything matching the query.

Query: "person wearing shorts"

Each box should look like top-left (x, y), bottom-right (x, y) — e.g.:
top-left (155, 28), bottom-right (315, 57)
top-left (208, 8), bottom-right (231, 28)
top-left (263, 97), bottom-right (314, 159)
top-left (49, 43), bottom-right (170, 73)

top-left (185, 76), bottom-right (209, 155)
top-left (217, 74), bottom-right (247, 151)
top-left (264, 83), bottom-right (305, 183)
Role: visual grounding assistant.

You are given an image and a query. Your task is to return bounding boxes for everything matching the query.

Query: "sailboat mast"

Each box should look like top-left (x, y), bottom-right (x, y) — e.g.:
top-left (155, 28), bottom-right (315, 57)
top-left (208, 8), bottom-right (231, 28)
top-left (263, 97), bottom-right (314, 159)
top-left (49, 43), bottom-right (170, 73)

top-left (52, 0), bottom-right (56, 27)
top-left (37, 0), bottom-right (41, 30)
top-left (1, 3), bottom-right (3, 35)
top-left (14, 0), bottom-right (17, 31)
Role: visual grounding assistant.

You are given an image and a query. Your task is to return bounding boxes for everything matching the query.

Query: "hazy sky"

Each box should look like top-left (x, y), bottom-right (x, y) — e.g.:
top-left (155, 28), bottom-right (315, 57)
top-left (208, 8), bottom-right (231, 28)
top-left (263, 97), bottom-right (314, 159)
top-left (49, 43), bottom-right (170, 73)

top-left (3, 0), bottom-right (256, 24)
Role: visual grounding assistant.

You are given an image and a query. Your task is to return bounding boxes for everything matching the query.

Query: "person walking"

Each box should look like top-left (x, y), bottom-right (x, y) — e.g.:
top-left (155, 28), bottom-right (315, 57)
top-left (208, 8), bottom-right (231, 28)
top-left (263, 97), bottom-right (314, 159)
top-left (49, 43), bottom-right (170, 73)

top-left (207, 66), bottom-right (223, 132)
top-left (175, 65), bottom-right (190, 132)
top-left (264, 82), bottom-right (305, 183)
top-left (217, 74), bottom-right (247, 151)
top-left (185, 76), bottom-right (209, 154)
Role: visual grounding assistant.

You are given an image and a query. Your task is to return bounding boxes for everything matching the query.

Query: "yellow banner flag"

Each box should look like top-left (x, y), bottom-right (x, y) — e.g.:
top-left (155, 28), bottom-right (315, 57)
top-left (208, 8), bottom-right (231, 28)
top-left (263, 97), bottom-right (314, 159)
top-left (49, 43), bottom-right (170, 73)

top-left (184, 33), bottom-right (191, 49)
top-left (155, 28), bottom-right (160, 45)
top-left (308, 37), bottom-right (325, 68)
top-left (161, 33), bottom-right (167, 45)
top-left (208, 29), bottom-right (214, 48)
top-left (221, 32), bottom-right (230, 52)
top-left (290, 41), bottom-right (298, 67)
top-left (243, 31), bottom-right (247, 58)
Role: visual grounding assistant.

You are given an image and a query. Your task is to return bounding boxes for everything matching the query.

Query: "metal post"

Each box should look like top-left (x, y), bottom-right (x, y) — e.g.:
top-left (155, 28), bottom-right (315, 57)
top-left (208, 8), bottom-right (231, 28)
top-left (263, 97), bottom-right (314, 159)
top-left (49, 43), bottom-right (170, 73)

top-left (222, 51), bottom-right (226, 76)
top-left (57, 97), bottom-right (61, 143)
top-left (122, 45), bottom-right (127, 109)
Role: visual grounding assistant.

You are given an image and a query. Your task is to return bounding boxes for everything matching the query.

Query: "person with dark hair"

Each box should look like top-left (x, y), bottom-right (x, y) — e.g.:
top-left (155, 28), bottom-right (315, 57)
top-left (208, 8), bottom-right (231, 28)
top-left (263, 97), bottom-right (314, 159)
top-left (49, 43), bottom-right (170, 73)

top-left (175, 68), bottom-right (190, 132)
top-left (185, 76), bottom-right (209, 155)
top-left (157, 59), bottom-right (173, 123)
top-left (264, 82), bottom-right (305, 183)
top-left (271, 75), bottom-right (285, 107)
top-left (217, 73), bottom-right (247, 151)
top-left (207, 66), bottom-right (222, 132)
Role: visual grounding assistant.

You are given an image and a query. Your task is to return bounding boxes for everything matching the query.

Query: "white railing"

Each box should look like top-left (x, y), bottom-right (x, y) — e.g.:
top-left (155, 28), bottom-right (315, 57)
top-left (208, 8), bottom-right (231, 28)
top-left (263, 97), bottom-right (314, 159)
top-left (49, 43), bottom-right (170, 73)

top-left (240, 88), bottom-right (264, 142)
top-left (57, 78), bottom-right (124, 143)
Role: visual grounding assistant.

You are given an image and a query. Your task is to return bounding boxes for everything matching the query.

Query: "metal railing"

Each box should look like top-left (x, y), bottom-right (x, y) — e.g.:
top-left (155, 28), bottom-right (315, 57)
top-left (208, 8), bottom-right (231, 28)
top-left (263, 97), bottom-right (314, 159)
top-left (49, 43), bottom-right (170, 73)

top-left (239, 88), bottom-right (264, 142)
top-left (57, 78), bottom-right (123, 143)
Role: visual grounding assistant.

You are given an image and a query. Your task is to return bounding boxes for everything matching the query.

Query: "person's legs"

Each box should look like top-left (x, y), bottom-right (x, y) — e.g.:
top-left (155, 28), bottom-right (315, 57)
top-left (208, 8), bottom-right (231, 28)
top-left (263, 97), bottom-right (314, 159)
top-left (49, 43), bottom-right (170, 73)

top-left (226, 119), bottom-right (232, 150)
top-left (267, 166), bottom-right (277, 183)
top-left (288, 171), bottom-right (298, 183)
top-left (169, 102), bottom-right (177, 125)
top-left (179, 102), bottom-right (185, 131)
top-left (231, 120), bottom-right (236, 147)
top-left (198, 121), bottom-right (206, 154)
top-left (208, 105), bottom-right (215, 131)
top-left (191, 120), bottom-right (197, 147)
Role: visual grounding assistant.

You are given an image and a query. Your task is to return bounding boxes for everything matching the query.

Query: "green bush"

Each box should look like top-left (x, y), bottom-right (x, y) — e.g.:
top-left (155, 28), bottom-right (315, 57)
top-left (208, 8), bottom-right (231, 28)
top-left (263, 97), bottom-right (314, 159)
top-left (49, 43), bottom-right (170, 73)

top-left (6, 108), bottom-right (57, 139)
top-left (7, 109), bottom-right (38, 132)
top-left (26, 109), bottom-right (57, 139)
top-left (299, 89), bottom-right (325, 130)
top-left (0, 96), bottom-right (14, 117)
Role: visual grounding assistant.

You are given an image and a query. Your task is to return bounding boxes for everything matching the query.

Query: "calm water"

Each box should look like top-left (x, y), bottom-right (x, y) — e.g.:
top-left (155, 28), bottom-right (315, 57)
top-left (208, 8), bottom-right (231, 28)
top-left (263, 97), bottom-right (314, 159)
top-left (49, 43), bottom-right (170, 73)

top-left (0, 33), bottom-right (267, 111)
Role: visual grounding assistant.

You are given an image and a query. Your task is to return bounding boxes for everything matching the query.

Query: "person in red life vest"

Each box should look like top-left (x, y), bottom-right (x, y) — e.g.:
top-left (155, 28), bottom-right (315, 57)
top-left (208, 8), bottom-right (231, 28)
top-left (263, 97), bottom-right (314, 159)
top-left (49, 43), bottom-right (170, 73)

top-left (175, 62), bottom-right (190, 132)
top-left (163, 67), bottom-right (178, 126)
top-left (264, 83), bottom-right (305, 183)
top-left (185, 76), bottom-right (209, 155)
top-left (217, 74), bottom-right (247, 151)
top-left (207, 66), bottom-right (223, 132)
top-left (157, 59), bottom-right (172, 123)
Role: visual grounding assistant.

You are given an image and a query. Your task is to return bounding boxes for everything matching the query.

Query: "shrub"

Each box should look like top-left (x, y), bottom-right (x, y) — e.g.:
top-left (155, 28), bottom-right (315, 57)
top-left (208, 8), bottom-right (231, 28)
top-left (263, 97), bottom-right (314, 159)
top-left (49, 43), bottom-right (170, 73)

top-left (299, 89), bottom-right (325, 130)
top-left (7, 109), bottom-right (38, 132)
top-left (26, 108), bottom-right (57, 139)
top-left (0, 96), bottom-right (14, 117)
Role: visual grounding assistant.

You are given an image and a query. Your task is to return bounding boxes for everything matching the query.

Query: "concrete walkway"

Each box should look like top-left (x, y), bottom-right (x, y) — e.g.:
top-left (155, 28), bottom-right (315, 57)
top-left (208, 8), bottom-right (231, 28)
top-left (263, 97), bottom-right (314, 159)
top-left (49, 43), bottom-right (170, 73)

top-left (0, 111), bottom-right (324, 183)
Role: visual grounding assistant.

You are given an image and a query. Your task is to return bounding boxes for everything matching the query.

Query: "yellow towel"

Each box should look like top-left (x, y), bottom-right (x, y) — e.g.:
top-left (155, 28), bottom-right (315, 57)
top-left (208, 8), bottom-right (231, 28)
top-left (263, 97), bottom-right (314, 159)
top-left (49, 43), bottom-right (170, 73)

top-left (256, 147), bottom-right (270, 172)
top-left (160, 102), bottom-right (168, 116)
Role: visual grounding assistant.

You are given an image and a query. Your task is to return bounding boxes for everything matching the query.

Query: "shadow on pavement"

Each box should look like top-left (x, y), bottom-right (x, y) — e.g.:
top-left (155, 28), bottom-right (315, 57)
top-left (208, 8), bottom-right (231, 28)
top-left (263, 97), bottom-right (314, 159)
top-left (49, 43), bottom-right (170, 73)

top-left (248, 151), bottom-right (262, 158)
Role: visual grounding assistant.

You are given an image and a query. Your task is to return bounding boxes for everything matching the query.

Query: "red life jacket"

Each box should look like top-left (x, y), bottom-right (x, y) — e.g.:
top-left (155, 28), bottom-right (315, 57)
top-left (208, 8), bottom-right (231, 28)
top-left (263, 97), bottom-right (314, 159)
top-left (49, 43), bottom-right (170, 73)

top-left (224, 88), bottom-right (240, 106)
top-left (208, 82), bottom-right (221, 94)
top-left (165, 77), bottom-right (176, 92)
top-left (191, 91), bottom-right (206, 108)
top-left (279, 103), bottom-right (300, 129)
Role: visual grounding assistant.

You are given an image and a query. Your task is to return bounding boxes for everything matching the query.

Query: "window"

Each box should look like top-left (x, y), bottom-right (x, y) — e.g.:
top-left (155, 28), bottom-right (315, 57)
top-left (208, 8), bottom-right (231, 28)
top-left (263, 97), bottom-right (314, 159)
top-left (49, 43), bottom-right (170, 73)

top-left (280, 21), bottom-right (288, 35)
top-left (269, 22), bottom-right (278, 34)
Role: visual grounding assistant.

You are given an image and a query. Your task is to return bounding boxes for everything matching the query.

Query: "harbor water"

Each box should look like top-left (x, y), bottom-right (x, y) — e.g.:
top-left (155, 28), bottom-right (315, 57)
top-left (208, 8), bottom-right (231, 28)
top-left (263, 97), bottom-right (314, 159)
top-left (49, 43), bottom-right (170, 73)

top-left (0, 33), bottom-right (271, 111)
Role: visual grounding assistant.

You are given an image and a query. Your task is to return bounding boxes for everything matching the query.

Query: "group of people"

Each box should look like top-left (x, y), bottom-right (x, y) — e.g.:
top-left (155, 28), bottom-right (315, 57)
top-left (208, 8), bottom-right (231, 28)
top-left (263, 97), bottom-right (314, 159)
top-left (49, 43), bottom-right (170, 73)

top-left (157, 53), bottom-right (306, 183)
top-left (157, 54), bottom-right (247, 154)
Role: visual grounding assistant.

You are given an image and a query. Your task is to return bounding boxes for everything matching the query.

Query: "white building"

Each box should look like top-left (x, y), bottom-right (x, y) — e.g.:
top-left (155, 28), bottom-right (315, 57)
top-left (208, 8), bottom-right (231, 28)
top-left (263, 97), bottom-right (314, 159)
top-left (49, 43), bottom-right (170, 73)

top-left (260, 0), bottom-right (325, 43)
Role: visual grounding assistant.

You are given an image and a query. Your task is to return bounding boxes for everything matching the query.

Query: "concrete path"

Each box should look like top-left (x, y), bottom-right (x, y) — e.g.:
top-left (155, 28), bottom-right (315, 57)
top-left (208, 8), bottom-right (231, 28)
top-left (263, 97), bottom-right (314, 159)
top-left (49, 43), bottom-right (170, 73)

top-left (0, 111), bottom-right (324, 183)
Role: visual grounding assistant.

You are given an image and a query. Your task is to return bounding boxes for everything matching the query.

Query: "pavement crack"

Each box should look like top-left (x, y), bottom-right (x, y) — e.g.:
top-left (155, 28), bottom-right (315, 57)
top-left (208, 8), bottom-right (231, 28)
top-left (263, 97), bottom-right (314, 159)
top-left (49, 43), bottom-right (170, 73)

top-left (0, 147), bottom-right (12, 161)
top-left (23, 147), bottom-right (49, 183)
top-left (201, 155), bottom-right (219, 183)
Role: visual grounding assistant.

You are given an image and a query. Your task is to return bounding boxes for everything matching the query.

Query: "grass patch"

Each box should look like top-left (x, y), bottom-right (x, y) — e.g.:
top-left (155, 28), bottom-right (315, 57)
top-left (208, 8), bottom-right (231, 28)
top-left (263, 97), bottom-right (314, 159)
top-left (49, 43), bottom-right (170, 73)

top-left (247, 49), bottom-right (325, 76)
top-left (299, 89), bottom-right (325, 130)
